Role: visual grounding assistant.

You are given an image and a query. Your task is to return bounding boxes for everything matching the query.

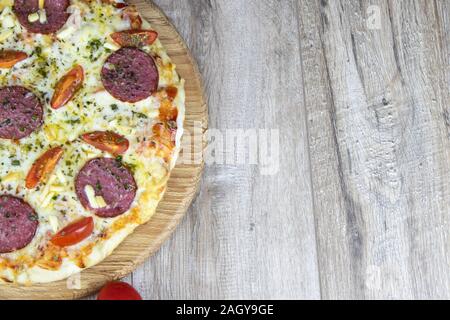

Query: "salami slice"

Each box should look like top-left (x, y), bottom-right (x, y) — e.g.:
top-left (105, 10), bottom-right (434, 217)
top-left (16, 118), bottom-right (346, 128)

top-left (0, 195), bottom-right (39, 254)
top-left (75, 158), bottom-right (137, 218)
top-left (0, 86), bottom-right (43, 140)
top-left (101, 47), bottom-right (159, 103)
top-left (13, 0), bottom-right (70, 34)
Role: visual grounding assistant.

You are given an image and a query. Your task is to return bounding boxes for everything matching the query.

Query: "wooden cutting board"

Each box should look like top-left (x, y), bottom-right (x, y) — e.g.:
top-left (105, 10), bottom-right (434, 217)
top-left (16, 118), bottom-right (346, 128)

top-left (0, 0), bottom-right (207, 300)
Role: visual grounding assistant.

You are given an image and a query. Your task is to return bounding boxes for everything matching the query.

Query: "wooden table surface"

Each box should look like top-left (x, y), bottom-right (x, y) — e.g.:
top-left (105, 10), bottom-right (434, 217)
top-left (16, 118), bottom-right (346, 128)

top-left (89, 0), bottom-right (449, 300)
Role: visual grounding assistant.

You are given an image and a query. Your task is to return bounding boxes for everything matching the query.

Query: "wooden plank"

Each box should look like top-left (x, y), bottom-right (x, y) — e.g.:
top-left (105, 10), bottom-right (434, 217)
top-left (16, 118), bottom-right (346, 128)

top-left (129, 0), bottom-right (321, 299)
top-left (298, 0), bottom-right (450, 299)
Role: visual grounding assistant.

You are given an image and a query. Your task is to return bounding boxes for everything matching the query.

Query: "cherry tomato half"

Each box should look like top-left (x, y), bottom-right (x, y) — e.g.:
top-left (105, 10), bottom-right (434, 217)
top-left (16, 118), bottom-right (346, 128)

top-left (0, 50), bottom-right (27, 69)
top-left (26, 146), bottom-right (64, 189)
top-left (51, 217), bottom-right (94, 247)
top-left (97, 281), bottom-right (142, 300)
top-left (111, 30), bottom-right (158, 47)
top-left (51, 65), bottom-right (84, 109)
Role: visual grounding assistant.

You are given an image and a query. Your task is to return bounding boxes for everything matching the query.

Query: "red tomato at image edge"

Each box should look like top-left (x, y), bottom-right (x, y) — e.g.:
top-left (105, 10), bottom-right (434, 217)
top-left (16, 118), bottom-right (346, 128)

top-left (97, 281), bottom-right (142, 300)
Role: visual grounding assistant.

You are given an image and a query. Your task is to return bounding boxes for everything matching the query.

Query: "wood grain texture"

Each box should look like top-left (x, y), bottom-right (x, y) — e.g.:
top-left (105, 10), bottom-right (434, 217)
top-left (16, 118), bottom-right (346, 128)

top-left (298, 0), bottom-right (450, 299)
top-left (1, 0), bottom-right (207, 300)
top-left (88, 0), bottom-right (449, 300)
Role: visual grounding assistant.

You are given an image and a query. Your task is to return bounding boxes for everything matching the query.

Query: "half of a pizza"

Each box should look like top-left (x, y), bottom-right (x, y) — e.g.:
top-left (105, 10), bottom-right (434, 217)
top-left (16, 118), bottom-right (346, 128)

top-left (0, 0), bottom-right (184, 284)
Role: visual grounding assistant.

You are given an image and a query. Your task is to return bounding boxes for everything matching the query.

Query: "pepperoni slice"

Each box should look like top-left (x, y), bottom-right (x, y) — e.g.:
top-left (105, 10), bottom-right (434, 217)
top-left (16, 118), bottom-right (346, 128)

top-left (13, 0), bottom-right (70, 34)
top-left (0, 195), bottom-right (39, 254)
top-left (75, 158), bottom-right (137, 218)
top-left (101, 47), bottom-right (159, 103)
top-left (0, 86), bottom-right (43, 140)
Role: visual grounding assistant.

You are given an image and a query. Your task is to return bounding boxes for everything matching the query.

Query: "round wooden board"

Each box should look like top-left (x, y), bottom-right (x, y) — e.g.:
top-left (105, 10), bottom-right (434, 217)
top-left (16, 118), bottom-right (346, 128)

top-left (0, 0), bottom-right (207, 300)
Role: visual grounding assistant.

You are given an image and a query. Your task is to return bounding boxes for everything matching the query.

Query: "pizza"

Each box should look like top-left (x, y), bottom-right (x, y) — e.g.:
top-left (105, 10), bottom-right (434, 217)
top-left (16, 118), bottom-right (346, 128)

top-left (0, 0), bottom-right (185, 284)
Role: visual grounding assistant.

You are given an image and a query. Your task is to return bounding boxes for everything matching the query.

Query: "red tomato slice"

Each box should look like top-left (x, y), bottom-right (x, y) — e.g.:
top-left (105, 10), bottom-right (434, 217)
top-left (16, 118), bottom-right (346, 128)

top-left (51, 217), bottom-right (94, 247)
top-left (111, 30), bottom-right (158, 47)
top-left (97, 281), bottom-right (142, 300)
top-left (26, 146), bottom-right (64, 189)
top-left (0, 50), bottom-right (27, 68)
top-left (51, 65), bottom-right (84, 109)
top-left (81, 131), bottom-right (129, 156)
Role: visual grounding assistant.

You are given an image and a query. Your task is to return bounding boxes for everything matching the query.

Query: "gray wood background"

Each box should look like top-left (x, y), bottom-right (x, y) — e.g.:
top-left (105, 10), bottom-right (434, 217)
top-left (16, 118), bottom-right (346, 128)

top-left (90, 0), bottom-right (450, 300)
